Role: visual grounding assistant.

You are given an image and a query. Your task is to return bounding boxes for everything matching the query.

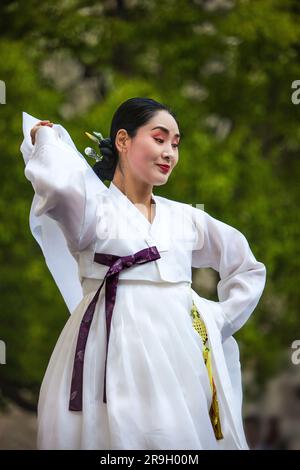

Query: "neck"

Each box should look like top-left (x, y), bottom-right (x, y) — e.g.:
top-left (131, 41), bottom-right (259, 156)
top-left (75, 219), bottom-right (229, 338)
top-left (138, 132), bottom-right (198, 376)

top-left (112, 173), bottom-right (154, 207)
top-left (112, 172), bottom-right (156, 224)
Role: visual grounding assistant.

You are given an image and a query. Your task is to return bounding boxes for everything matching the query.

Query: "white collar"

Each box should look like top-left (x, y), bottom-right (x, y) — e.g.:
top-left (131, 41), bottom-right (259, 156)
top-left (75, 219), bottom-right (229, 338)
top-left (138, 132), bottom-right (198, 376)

top-left (107, 181), bottom-right (171, 251)
top-left (108, 181), bottom-right (158, 227)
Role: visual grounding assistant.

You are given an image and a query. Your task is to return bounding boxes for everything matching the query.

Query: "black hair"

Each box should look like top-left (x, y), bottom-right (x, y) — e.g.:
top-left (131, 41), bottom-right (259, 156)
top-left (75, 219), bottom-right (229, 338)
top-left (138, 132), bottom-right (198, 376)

top-left (92, 97), bottom-right (179, 182)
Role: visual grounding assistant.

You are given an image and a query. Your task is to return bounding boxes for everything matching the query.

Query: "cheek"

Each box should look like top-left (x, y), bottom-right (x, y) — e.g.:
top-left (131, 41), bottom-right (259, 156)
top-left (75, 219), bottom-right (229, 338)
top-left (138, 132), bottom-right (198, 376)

top-left (130, 142), bottom-right (154, 169)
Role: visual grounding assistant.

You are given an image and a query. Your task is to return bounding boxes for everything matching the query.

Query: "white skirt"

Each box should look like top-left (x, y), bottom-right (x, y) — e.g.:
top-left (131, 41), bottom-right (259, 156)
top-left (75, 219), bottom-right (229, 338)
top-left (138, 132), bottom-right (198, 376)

top-left (37, 279), bottom-right (228, 450)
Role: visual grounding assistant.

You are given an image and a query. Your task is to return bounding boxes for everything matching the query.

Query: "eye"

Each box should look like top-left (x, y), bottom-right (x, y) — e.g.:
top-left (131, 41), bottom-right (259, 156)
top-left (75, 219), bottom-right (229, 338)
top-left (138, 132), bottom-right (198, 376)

top-left (154, 137), bottom-right (179, 149)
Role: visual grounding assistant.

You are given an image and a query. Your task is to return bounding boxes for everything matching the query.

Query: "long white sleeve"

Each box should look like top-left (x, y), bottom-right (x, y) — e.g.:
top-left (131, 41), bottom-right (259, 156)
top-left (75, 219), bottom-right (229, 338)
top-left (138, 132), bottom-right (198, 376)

top-left (20, 111), bottom-right (108, 314)
top-left (191, 207), bottom-right (266, 342)
top-left (24, 125), bottom-right (104, 253)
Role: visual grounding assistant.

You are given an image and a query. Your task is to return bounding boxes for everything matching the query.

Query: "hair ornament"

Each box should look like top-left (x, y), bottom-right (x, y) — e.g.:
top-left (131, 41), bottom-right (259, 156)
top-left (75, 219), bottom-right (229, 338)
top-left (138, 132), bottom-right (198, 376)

top-left (84, 131), bottom-right (105, 162)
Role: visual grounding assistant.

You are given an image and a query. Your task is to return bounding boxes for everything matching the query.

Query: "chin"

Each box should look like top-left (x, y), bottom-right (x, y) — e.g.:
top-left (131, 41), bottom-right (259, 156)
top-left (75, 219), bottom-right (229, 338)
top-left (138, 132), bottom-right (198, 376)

top-left (141, 169), bottom-right (171, 186)
top-left (153, 177), bottom-right (169, 186)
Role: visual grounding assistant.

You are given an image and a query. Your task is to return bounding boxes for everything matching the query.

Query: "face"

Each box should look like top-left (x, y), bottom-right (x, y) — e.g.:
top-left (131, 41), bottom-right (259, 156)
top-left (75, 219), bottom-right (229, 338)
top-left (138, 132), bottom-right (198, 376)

top-left (116, 110), bottom-right (180, 186)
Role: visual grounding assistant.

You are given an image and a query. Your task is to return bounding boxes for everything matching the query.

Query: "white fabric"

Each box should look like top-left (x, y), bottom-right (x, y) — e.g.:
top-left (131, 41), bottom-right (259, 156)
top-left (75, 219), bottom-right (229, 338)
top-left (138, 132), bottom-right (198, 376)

top-left (20, 112), bottom-right (266, 450)
top-left (20, 112), bottom-right (108, 313)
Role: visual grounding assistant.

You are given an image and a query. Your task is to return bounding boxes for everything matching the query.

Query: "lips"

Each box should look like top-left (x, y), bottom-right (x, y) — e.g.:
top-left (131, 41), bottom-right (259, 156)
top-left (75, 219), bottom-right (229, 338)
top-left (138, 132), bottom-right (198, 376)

top-left (157, 164), bottom-right (170, 173)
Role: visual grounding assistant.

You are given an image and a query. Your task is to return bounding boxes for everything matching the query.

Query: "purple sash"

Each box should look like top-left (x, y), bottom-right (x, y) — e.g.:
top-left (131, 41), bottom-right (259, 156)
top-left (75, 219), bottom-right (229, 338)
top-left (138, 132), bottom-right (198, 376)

top-left (69, 246), bottom-right (161, 411)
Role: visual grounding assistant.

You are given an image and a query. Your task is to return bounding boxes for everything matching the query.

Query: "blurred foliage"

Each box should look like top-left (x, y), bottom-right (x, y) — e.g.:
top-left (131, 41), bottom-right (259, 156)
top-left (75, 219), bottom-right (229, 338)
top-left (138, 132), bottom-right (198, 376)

top-left (0, 0), bottom-right (300, 409)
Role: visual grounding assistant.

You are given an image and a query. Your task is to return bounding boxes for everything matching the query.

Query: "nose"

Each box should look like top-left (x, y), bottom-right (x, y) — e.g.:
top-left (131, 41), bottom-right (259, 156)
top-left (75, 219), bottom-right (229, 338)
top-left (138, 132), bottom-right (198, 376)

top-left (162, 151), bottom-right (174, 163)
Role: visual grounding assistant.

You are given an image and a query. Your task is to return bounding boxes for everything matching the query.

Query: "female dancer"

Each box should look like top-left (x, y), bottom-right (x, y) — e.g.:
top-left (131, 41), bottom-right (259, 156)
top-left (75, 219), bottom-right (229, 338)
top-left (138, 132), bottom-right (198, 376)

top-left (20, 97), bottom-right (266, 449)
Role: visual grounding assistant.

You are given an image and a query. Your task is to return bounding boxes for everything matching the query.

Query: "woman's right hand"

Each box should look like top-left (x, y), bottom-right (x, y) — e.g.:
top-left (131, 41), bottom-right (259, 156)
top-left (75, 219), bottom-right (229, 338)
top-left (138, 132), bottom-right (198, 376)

top-left (30, 120), bottom-right (54, 145)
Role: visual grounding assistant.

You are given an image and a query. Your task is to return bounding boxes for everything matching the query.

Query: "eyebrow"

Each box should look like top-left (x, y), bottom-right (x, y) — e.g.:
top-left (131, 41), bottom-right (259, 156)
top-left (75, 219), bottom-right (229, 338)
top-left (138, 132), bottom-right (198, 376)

top-left (151, 126), bottom-right (181, 139)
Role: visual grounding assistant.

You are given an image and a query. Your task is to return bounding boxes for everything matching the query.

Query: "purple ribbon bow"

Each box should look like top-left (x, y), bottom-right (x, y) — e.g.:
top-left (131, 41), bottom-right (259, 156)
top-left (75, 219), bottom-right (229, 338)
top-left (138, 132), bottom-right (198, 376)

top-left (69, 246), bottom-right (161, 411)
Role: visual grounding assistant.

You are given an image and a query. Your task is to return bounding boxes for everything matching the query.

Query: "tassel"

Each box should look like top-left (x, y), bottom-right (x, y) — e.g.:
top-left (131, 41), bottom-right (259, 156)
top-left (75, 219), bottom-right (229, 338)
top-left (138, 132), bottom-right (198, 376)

top-left (190, 300), bottom-right (224, 440)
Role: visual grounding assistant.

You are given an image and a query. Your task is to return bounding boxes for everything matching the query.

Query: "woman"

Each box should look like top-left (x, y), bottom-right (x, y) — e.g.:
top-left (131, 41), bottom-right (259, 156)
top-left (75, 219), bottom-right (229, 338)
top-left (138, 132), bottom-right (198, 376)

top-left (20, 97), bottom-right (266, 450)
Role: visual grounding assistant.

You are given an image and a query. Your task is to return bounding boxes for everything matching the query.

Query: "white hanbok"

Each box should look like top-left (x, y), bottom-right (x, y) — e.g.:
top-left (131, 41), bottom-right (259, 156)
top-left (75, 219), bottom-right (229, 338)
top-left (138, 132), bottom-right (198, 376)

top-left (20, 112), bottom-right (266, 450)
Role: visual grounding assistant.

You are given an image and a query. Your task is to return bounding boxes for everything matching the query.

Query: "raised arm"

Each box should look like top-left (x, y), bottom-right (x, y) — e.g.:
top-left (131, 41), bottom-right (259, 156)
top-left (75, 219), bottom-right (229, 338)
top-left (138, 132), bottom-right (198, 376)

top-left (191, 207), bottom-right (267, 342)
top-left (22, 121), bottom-right (106, 253)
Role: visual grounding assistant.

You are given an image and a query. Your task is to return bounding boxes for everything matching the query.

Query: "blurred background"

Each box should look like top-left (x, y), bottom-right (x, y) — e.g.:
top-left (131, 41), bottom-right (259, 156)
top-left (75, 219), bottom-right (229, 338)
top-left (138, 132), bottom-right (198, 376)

top-left (1, 0), bottom-right (300, 450)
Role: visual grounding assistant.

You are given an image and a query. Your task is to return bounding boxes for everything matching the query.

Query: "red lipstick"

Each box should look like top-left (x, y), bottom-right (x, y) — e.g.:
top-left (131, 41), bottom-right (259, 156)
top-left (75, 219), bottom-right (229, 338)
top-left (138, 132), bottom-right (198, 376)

top-left (157, 164), bottom-right (170, 174)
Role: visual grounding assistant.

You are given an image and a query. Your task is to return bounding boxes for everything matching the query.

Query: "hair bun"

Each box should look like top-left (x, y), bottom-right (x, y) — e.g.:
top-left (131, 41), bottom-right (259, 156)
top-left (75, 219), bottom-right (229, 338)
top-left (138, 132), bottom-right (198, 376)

top-left (84, 131), bottom-right (118, 182)
top-left (93, 136), bottom-right (118, 182)
top-left (98, 137), bottom-right (115, 160)
top-left (99, 137), bottom-right (113, 149)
